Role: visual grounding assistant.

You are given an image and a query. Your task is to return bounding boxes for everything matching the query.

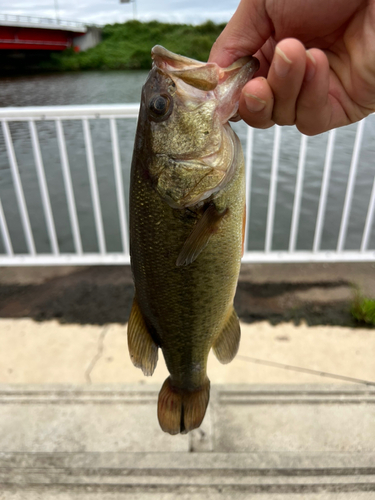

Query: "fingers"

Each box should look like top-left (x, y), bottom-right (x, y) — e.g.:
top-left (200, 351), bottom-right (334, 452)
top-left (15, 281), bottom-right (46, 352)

top-left (268, 40), bottom-right (307, 125)
top-left (295, 48), bottom-right (337, 135)
top-left (239, 77), bottom-right (275, 129)
top-left (238, 40), bottom-right (339, 134)
top-left (208, 0), bottom-right (272, 67)
top-left (239, 38), bottom-right (307, 128)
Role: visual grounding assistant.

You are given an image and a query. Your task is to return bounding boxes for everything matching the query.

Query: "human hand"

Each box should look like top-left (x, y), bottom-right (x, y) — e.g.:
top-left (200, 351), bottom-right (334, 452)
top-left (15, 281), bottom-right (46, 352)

top-left (209, 0), bottom-right (375, 135)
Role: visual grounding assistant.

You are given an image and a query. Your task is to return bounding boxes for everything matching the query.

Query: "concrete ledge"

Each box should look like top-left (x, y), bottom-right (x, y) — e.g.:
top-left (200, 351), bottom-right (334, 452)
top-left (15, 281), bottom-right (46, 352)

top-left (0, 451), bottom-right (375, 496)
top-left (0, 384), bottom-right (374, 454)
top-left (1, 385), bottom-right (375, 497)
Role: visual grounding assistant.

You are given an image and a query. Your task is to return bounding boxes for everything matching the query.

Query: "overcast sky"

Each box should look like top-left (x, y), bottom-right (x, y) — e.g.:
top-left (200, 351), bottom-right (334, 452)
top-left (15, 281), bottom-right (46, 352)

top-left (0, 0), bottom-right (239, 25)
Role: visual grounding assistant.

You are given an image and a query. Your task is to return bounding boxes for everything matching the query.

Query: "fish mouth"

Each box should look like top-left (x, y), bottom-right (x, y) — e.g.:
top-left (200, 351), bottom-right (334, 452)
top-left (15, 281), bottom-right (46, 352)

top-left (151, 45), bottom-right (259, 122)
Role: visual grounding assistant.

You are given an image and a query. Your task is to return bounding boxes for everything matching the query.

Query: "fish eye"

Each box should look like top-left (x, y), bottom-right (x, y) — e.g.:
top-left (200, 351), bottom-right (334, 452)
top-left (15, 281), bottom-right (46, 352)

top-left (149, 94), bottom-right (170, 117)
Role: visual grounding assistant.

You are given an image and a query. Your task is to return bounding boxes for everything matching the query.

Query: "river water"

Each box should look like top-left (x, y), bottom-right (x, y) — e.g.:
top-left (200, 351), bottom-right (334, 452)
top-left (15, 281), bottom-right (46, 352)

top-left (0, 70), bottom-right (374, 254)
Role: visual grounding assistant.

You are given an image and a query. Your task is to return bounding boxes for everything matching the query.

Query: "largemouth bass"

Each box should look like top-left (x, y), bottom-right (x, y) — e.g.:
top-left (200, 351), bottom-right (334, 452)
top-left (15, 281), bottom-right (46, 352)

top-left (128, 46), bottom-right (259, 435)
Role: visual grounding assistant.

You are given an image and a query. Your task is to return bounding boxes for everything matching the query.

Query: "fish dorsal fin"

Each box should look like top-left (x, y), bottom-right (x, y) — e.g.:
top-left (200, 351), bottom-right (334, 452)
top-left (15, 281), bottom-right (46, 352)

top-left (127, 296), bottom-right (158, 376)
top-left (176, 204), bottom-right (227, 266)
top-left (212, 307), bottom-right (241, 364)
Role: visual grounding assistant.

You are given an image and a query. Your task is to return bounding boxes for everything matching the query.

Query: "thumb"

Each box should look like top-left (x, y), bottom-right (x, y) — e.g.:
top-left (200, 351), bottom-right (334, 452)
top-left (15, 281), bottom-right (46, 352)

top-left (209, 0), bottom-right (272, 67)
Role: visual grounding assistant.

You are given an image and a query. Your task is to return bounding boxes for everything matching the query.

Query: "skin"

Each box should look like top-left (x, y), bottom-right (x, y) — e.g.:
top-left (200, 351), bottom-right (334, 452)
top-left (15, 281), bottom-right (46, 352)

top-left (209, 0), bottom-right (375, 135)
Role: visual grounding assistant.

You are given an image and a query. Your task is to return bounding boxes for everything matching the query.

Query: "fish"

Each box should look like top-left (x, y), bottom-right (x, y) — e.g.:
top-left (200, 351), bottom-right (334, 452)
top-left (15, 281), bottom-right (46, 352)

top-left (128, 45), bottom-right (259, 435)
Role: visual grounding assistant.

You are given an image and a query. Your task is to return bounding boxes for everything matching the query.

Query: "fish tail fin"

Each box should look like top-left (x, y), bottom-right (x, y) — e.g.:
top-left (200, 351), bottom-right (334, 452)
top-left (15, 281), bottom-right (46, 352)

top-left (157, 377), bottom-right (210, 435)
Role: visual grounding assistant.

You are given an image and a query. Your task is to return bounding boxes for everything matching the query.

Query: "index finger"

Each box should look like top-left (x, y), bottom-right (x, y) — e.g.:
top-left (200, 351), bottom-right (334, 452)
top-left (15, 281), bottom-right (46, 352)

top-left (208, 0), bottom-right (272, 67)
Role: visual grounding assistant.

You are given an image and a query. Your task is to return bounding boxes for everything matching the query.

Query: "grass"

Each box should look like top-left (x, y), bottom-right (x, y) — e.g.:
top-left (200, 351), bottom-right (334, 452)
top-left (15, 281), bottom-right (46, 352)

top-left (351, 295), bottom-right (375, 326)
top-left (47, 20), bottom-right (226, 71)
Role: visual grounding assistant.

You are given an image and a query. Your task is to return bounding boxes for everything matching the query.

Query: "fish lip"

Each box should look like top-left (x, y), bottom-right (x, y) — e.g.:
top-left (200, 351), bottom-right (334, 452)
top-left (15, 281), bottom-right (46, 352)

top-left (152, 45), bottom-right (204, 69)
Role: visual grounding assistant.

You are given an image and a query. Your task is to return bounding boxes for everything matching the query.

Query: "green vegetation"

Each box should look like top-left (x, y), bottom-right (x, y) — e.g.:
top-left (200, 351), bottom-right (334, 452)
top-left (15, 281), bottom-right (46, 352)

top-left (351, 295), bottom-right (375, 326)
top-left (49, 20), bottom-right (226, 71)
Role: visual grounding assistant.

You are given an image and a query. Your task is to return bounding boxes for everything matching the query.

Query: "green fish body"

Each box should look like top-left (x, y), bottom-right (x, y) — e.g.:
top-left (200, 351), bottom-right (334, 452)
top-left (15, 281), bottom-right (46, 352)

top-left (128, 46), bottom-right (259, 434)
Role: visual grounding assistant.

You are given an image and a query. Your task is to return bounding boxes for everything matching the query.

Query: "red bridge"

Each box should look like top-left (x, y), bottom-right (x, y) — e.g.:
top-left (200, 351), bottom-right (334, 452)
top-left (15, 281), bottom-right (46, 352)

top-left (0, 14), bottom-right (101, 52)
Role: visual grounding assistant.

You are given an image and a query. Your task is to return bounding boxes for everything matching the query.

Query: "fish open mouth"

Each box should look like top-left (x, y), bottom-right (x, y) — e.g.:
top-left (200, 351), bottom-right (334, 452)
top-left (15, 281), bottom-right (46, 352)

top-left (151, 45), bottom-right (259, 123)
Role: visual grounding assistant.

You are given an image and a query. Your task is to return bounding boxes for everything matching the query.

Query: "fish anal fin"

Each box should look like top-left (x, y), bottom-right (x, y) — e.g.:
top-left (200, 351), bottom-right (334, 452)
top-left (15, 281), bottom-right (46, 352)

top-left (213, 307), bottom-right (241, 364)
top-left (157, 377), bottom-right (210, 435)
top-left (176, 204), bottom-right (227, 267)
top-left (127, 296), bottom-right (158, 376)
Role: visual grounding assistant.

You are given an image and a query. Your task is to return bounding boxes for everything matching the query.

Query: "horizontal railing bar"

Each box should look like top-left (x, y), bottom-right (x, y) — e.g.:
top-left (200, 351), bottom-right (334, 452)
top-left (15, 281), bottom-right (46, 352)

top-left (0, 13), bottom-right (96, 30)
top-left (0, 104), bottom-right (140, 120)
top-left (0, 251), bottom-right (374, 267)
top-left (0, 254), bottom-right (130, 266)
top-left (242, 251), bottom-right (375, 263)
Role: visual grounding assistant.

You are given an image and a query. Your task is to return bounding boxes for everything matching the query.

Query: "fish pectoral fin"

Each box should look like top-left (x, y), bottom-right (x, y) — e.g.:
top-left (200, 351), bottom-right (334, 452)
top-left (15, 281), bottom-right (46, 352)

top-left (127, 296), bottom-right (158, 376)
top-left (176, 203), bottom-right (228, 266)
top-left (212, 307), bottom-right (241, 364)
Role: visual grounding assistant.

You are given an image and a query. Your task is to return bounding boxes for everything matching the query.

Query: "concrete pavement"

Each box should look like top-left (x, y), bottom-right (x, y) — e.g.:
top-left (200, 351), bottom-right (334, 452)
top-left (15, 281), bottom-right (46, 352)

top-left (0, 318), bottom-right (374, 385)
top-left (1, 262), bottom-right (375, 498)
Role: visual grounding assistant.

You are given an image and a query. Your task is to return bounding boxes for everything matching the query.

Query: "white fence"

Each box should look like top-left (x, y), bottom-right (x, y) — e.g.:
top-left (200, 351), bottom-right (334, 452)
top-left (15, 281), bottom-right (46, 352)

top-left (0, 104), bottom-right (374, 266)
top-left (0, 13), bottom-right (93, 32)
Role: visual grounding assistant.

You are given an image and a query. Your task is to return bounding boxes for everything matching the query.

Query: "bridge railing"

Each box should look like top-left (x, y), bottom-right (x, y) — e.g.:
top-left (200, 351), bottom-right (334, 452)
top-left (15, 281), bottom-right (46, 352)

top-left (0, 104), bottom-right (374, 266)
top-left (0, 13), bottom-right (98, 30)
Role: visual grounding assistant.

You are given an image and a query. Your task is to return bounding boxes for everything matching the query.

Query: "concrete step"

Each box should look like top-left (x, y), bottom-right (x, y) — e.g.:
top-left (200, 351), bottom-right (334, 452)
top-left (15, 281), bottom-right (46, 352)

top-left (0, 384), bottom-right (374, 498)
top-left (1, 451), bottom-right (375, 499)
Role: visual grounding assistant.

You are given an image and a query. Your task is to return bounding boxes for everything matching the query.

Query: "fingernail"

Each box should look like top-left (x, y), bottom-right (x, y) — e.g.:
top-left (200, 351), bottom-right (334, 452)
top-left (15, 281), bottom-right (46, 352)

top-left (244, 93), bottom-right (267, 113)
top-left (274, 46), bottom-right (292, 78)
top-left (305, 50), bottom-right (316, 81)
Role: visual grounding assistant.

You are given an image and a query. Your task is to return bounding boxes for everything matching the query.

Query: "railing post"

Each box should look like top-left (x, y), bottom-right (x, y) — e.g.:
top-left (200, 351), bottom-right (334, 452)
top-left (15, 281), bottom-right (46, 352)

top-left (337, 119), bottom-right (365, 252)
top-left (243, 126), bottom-right (254, 254)
top-left (265, 125), bottom-right (281, 253)
top-left (313, 129), bottom-right (336, 252)
top-left (289, 134), bottom-right (308, 252)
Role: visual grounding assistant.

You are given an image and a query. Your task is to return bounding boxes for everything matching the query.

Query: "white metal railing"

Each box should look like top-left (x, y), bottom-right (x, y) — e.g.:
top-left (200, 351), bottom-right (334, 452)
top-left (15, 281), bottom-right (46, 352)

top-left (0, 104), bottom-right (374, 266)
top-left (0, 13), bottom-right (98, 31)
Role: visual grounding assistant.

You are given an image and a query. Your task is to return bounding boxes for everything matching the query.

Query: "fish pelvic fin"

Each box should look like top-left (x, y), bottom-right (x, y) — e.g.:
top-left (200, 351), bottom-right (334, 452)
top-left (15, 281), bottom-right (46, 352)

top-left (127, 296), bottom-right (158, 376)
top-left (157, 377), bottom-right (210, 435)
top-left (212, 307), bottom-right (241, 364)
top-left (176, 203), bottom-right (227, 266)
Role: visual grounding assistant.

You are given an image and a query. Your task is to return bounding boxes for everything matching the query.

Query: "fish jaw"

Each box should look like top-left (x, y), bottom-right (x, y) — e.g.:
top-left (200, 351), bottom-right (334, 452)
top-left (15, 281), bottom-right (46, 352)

top-left (138, 48), bottom-right (258, 209)
top-left (151, 45), bottom-right (259, 123)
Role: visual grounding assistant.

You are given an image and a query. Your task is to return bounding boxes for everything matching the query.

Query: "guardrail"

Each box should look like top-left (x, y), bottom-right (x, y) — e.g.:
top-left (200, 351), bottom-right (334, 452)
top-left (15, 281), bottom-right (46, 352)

top-left (0, 13), bottom-right (98, 30)
top-left (0, 104), bottom-right (374, 266)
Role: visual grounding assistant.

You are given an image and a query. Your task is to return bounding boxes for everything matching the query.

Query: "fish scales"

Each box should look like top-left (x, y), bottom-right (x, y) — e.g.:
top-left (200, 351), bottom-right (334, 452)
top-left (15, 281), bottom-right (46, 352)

top-left (128, 45), bottom-right (259, 434)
